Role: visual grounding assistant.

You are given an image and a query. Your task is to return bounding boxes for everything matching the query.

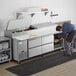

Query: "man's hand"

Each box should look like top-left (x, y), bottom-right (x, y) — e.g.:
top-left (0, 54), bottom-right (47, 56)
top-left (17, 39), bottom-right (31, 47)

top-left (54, 38), bottom-right (64, 43)
top-left (59, 38), bottom-right (64, 41)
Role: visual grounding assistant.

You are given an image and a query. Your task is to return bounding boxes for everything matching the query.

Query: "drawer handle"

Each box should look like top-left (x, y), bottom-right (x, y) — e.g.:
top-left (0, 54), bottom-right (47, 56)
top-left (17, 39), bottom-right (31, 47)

top-left (21, 51), bottom-right (24, 52)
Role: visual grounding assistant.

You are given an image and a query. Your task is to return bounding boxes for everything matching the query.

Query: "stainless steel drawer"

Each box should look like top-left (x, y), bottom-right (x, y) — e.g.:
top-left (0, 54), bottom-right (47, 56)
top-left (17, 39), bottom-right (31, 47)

top-left (42, 43), bottom-right (54, 54)
top-left (29, 46), bottom-right (41, 57)
top-left (42, 35), bottom-right (54, 44)
top-left (28, 37), bottom-right (41, 48)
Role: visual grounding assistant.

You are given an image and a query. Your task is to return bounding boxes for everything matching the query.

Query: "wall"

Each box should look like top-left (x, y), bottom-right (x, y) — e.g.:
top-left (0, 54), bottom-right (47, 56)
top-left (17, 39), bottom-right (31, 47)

top-left (0, 0), bottom-right (76, 36)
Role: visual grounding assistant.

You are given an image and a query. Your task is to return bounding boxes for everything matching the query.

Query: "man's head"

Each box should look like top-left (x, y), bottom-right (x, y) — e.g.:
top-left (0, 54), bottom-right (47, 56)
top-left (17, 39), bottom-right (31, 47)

top-left (56, 25), bottom-right (62, 31)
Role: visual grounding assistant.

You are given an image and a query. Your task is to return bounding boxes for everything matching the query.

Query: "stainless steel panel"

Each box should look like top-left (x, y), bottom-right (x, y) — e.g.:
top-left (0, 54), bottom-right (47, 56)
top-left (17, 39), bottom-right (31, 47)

top-left (28, 37), bottom-right (41, 48)
top-left (42, 35), bottom-right (54, 44)
top-left (29, 46), bottom-right (41, 57)
top-left (42, 43), bottom-right (54, 54)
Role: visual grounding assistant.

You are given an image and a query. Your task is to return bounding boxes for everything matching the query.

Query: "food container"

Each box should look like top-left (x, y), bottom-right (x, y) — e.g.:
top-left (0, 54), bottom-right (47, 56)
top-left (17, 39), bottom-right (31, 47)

top-left (0, 44), bottom-right (2, 50)
top-left (2, 42), bottom-right (8, 49)
top-left (4, 54), bottom-right (9, 60)
top-left (0, 55), bottom-right (1, 61)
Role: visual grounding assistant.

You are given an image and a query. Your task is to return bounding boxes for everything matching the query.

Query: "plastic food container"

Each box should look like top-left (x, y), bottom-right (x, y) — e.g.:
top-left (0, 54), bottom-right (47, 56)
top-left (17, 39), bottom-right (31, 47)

top-left (2, 42), bottom-right (8, 49)
top-left (0, 44), bottom-right (2, 50)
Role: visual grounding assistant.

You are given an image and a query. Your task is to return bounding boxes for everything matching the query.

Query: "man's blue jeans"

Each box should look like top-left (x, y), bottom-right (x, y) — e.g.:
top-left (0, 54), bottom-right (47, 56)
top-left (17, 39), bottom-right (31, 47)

top-left (64, 32), bottom-right (76, 55)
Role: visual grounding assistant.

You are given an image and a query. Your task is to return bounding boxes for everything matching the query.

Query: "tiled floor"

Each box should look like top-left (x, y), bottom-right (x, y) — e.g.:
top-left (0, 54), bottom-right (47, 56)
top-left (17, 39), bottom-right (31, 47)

top-left (0, 49), bottom-right (76, 76)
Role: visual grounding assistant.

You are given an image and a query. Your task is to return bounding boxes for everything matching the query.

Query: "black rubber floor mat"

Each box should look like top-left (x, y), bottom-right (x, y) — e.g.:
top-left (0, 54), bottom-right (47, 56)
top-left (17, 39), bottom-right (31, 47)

top-left (6, 51), bottom-right (76, 76)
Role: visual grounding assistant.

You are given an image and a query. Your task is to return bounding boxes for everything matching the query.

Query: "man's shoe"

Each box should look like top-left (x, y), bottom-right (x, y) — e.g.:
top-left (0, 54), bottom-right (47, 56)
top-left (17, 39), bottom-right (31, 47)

top-left (66, 54), bottom-right (72, 56)
top-left (63, 53), bottom-right (72, 56)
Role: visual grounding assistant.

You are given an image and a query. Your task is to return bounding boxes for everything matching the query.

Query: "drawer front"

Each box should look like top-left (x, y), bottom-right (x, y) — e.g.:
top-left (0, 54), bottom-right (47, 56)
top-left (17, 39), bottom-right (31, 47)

top-left (29, 46), bottom-right (41, 57)
top-left (28, 37), bottom-right (41, 48)
top-left (42, 35), bottom-right (54, 45)
top-left (42, 43), bottom-right (54, 54)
